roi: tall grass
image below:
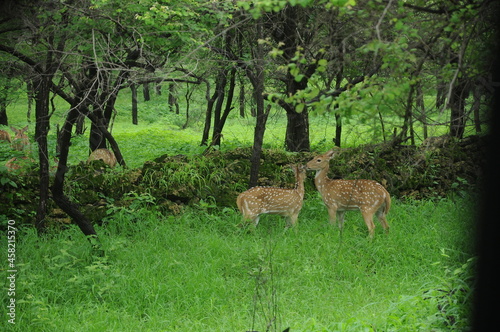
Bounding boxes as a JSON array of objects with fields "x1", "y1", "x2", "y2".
[{"x1": 1, "y1": 195, "x2": 476, "y2": 331}]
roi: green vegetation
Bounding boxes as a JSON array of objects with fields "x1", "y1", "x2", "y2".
[
  {"x1": 0, "y1": 1, "x2": 488, "y2": 329},
  {"x1": 1, "y1": 195, "x2": 475, "y2": 331},
  {"x1": 2, "y1": 86, "x2": 458, "y2": 170}
]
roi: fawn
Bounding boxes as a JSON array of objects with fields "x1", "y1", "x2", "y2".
[
  {"x1": 87, "y1": 148, "x2": 117, "y2": 167},
  {"x1": 10, "y1": 126, "x2": 30, "y2": 151},
  {"x1": 306, "y1": 149, "x2": 390, "y2": 237},
  {"x1": 237, "y1": 164, "x2": 307, "y2": 227}
]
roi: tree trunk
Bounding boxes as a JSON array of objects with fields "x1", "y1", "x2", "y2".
[
  {"x1": 334, "y1": 113, "x2": 342, "y2": 147},
  {"x1": 449, "y1": 79, "x2": 470, "y2": 139},
  {"x1": 212, "y1": 68, "x2": 236, "y2": 147},
  {"x1": 248, "y1": 20, "x2": 267, "y2": 188},
  {"x1": 34, "y1": 75, "x2": 51, "y2": 234},
  {"x1": 268, "y1": 5, "x2": 315, "y2": 152},
  {"x1": 52, "y1": 101, "x2": 100, "y2": 247},
  {"x1": 168, "y1": 83, "x2": 179, "y2": 114},
  {"x1": 416, "y1": 82, "x2": 428, "y2": 140},
  {"x1": 131, "y1": 83, "x2": 138, "y2": 125},
  {"x1": 89, "y1": 109, "x2": 108, "y2": 151},
  {"x1": 201, "y1": 84, "x2": 216, "y2": 146},
  {"x1": 155, "y1": 82, "x2": 162, "y2": 96},
  {"x1": 143, "y1": 82, "x2": 150, "y2": 102},
  {"x1": 239, "y1": 78, "x2": 246, "y2": 118},
  {"x1": 182, "y1": 83, "x2": 194, "y2": 129},
  {"x1": 26, "y1": 80, "x2": 34, "y2": 124},
  {"x1": 0, "y1": 96, "x2": 7, "y2": 126},
  {"x1": 89, "y1": 49, "x2": 139, "y2": 150},
  {"x1": 212, "y1": 69, "x2": 228, "y2": 147},
  {"x1": 285, "y1": 107, "x2": 310, "y2": 152},
  {"x1": 87, "y1": 112, "x2": 126, "y2": 167},
  {"x1": 249, "y1": 105, "x2": 270, "y2": 187}
]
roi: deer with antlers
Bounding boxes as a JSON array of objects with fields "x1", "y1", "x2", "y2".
[
  {"x1": 237, "y1": 164, "x2": 307, "y2": 228},
  {"x1": 306, "y1": 149, "x2": 390, "y2": 237}
]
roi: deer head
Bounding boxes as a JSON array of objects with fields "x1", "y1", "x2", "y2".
[{"x1": 10, "y1": 126, "x2": 30, "y2": 151}]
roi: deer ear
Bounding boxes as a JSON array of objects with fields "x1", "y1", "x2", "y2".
[{"x1": 326, "y1": 149, "x2": 336, "y2": 159}]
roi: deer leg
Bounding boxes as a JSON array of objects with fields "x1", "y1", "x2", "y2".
[
  {"x1": 361, "y1": 210, "x2": 375, "y2": 238},
  {"x1": 252, "y1": 215, "x2": 260, "y2": 227},
  {"x1": 241, "y1": 213, "x2": 259, "y2": 227},
  {"x1": 326, "y1": 205, "x2": 338, "y2": 226},
  {"x1": 336, "y1": 210, "x2": 346, "y2": 230},
  {"x1": 287, "y1": 213, "x2": 299, "y2": 227},
  {"x1": 376, "y1": 208, "x2": 389, "y2": 233}
]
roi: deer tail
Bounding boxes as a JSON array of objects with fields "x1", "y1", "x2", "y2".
[{"x1": 384, "y1": 192, "x2": 391, "y2": 215}]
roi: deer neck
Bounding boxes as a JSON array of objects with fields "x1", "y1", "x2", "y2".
[
  {"x1": 314, "y1": 166, "x2": 330, "y2": 192},
  {"x1": 296, "y1": 178, "x2": 305, "y2": 199}
]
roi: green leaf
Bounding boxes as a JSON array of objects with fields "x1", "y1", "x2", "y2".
[{"x1": 295, "y1": 103, "x2": 305, "y2": 113}]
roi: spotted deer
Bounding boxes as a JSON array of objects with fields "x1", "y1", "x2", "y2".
[
  {"x1": 87, "y1": 148, "x2": 117, "y2": 167},
  {"x1": 0, "y1": 130, "x2": 11, "y2": 143},
  {"x1": 5, "y1": 156, "x2": 35, "y2": 173},
  {"x1": 237, "y1": 164, "x2": 307, "y2": 227},
  {"x1": 306, "y1": 149, "x2": 390, "y2": 237},
  {"x1": 10, "y1": 126, "x2": 30, "y2": 151}
]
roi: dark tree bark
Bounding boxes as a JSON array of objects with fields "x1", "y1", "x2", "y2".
[
  {"x1": 0, "y1": 96, "x2": 7, "y2": 126},
  {"x1": 201, "y1": 81, "x2": 217, "y2": 146},
  {"x1": 182, "y1": 82, "x2": 195, "y2": 129},
  {"x1": 143, "y1": 82, "x2": 150, "y2": 101},
  {"x1": 285, "y1": 108, "x2": 309, "y2": 152},
  {"x1": 449, "y1": 78, "x2": 470, "y2": 139},
  {"x1": 211, "y1": 68, "x2": 236, "y2": 147},
  {"x1": 155, "y1": 82, "x2": 162, "y2": 95},
  {"x1": 131, "y1": 83, "x2": 138, "y2": 125},
  {"x1": 267, "y1": 5, "x2": 315, "y2": 152},
  {"x1": 201, "y1": 69, "x2": 229, "y2": 146},
  {"x1": 168, "y1": 83, "x2": 179, "y2": 114},
  {"x1": 33, "y1": 75, "x2": 51, "y2": 234},
  {"x1": 87, "y1": 111, "x2": 126, "y2": 166},
  {"x1": 52, "y1": 98, "x2": 99, "y2": 241},
  {"x1": 248, "y1": 20, "x2": 267, "y2": 188},
  {"x1": 239, "y1": 77, "x2": 246, "y2": 118},
  {"x1": 334, "y1": 113, "x2": 341, "y2": 147}
]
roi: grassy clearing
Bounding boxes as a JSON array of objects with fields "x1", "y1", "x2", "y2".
[{"x1": 2, "y1": 195, "x2": 475, "y2": 331}]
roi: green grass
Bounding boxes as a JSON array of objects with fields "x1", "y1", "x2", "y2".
[
  {"x1": 2, "y1": 85, "x2": 477, "y2": 331},
  {"x1": 1, "y1": 195, "x2": 475, "y2": 331}
]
